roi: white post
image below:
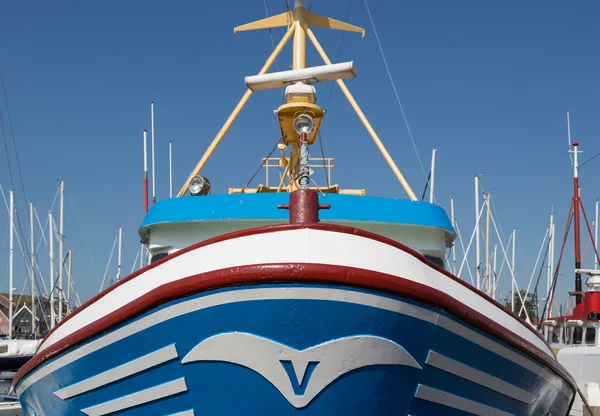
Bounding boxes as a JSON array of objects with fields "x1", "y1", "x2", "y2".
[
  {"x1": 429, "y1": 148, "x2": 437, "y2": 204},
  {"x1": 58, "y1": 179, "x2": 64, "y2": 322},
  {"x1": 30, "y1": 202, "x2": 36, "y2": 337},
  {"x1": 548, "y1": 212, "x2": 554, "y2": 298},
  {"x1": 549, "y1": 218, "x2": 555, "y2": 319},
  {"x1": 49, "y1": 212, "x2": 56, "y2": 329},
  {"x1": 450, "y1": 197, "x2": 457, "y2": 275},
  {"x1": 117, "y1": 227, "x2": 122, "y2": 281},
  {"x1": 511, "y1": 228, "x2": 516, "y2": 313},
  {"x1": 140, "y1": 243, "x2": 144, "y2": 270},
  {"x1": 169, "y1": 141, "x2": 173, "y2": 199},
  {"x1": 595, "y1": 200, "x2": 599, "y2": 270},
  {"x1": 151, "y1": 101, "x2": 156, "y2": 204},
  {"x1": 475, "y1": 175, "x2": 481, "y2": 291},
  {"x1": 67, "y1": 249, "x2": 72, "y2": 315},
  {"x1": 492, "y1": 244, "x2": 498, "y2": 300},
  {"x1": 485, "y1": 193, "x2": 491, "y2": 296},
  {"x1": 8, "y1": 191, "x2": 14, "y2": 340}
]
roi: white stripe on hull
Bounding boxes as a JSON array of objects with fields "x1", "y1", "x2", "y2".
[
  {"x1": 54, "y1": 344, "x2": 179, "y2": 400},
  {"x1": 81, "y1": 377, "x2": 187, "y2": 416},
  {"x1": 164, "y1": 410, "x2": 194, "y2": 416},
  {"x1": 18, "y1": 287, "x2": 565, "y2": 401},
  {"x1": 415, "y1": 384, "x2": 513, "y2": 416},
  {"x1": 18, "y1": 287, "x2": 437, "y2": 394},
  {"x1": 426, "y1": 351, "x2": 538, "y2": 404},
  {"x1": 37, "y1": 229, "x2": 552, "y2": 356}
]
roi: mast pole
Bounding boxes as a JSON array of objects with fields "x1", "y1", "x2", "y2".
[
  {"x1": 67, "y1": 249, "x2": 72, "y2": 315},
  {"x1": 117, "y1": 227, "x2": 122, "y2": 281},
  {"x1": 143, "y1": 130, "x2": 148, "y2": 213},
  {"x1": 571, "y1": 115, "x2": 582, "y2": 304},
  {"x1": 58, "y1": 179, "x2": 64, "y2": 322},
  {"x1": 492, "y1": 244, "x2": 498, "y2": 300},
  {"x1": 548, "y1": 211, "x2": 554, "y2": 298},
  {"x1": 151, "y1": 102, "x2": 156, "y2": 204},
  {"x1": 450, "y1": 196, "x2": 457, "y2": 275},
  {"x1": 595, "y1": 199, "x2": 599, "y2": 270},
  {"x1": 30, "y1": 202, "x2": 35, "y2": 337},
  {"x1": 429, "y1": 148, "x2": 437, "y2": 204},
  {"x1": 49, "y1": 212, "x2": 55, "y2": 329},
  {"x1": 511, "y1": 228, "x2": 516, "y2": 312},
  {"x1": 485, "y1": 192, "x2": 491, "y2": 296},
  {"x1": 8, "y1": 191, "x2": 14, "y2": 340},
  {"x1": 293, "y1": 0, "x2": 307, "y2": 70},
  {"x1": 475, "y1": 175, "x2": 481, "y2": 290},
  {"x1": 169, "y1": 141, "x2": 173, "y2": 198}
]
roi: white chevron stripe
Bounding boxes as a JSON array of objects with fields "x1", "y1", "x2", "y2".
[
  {"x1": 54, "y1": 344, "x2": 179, "y2": 400},
  {"x1": 426, "y1": 351, "x2": 538, "y2": 404},
  {"x1": 17, "y1": 286, "x2": 568, "y2": 400},
  {"x1": 81, "y1": 377, "x2": 187, "y2": 416},
  {"x1": 165, "y1": 411, "x2": 194, "y2": 416},
  {"x1": 415, "y1": 384, "x2": 513, "y2": 416}
]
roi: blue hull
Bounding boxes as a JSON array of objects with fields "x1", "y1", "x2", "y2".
[{"x1": 17, "y1": 284, "x2": 573, "y2": 415}]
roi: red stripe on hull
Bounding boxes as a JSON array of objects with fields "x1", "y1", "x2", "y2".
[
  {"x1": 15, "y1": 262, "x2": 575, "y2": 391},
  {"x1": 14, "y1": 223, "x2": 571, "y2": 390}
]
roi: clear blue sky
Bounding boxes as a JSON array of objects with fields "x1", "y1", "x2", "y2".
[{"x1": 0, "y1": 0, "x2": 599, "y2": 316}]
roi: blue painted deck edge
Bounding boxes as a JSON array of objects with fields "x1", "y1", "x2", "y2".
[{"x1": 139, "y1": 194, "x2": 455, "y2": 233}]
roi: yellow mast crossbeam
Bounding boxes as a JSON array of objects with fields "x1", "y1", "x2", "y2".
[
  {"x1": 233, "y1": 12, "x2": 293, "y2": 33},
  {"x1": 305, "y1": 11, "x2": 365, "y2": 37},
  {"x1": 306, "y1": 27, "x2": 418, "y2": 201},
  {"x1": 176, "y1": 24, "x2": 297, "y2": 197},
  {"x1": 233, "y1": 10, "x2": 364, "y2": 36}
]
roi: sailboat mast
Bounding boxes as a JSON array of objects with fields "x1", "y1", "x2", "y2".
[
  {"x1": 151, "y1": 102, "x2": 156, "y2": 205},
  {"x1": 117, "y1": 227, "x2": 122, "y2": 281},
  {"x1": 573, "y1": 140, "x2": 582, "y2": 304},
  {"x1": 485, "y1": 193, "x2": 491, "y2": 296},
  {"x1": 475, "y1": 175, "x2": 480, "y2": 290},
  {"x1": 429, "y1": 148, "x2": 436, "y2": 204},
  {"x1": 8, "y1": 191, "x2": 14, "y2": 340},
  {"x1": 49, "y1": 212, "x2": 55, "y2": 329},
  {"x1": 595, "y1": 199, "x2": 599, "y2": 270},
  {"x1": 30, "y1": 202, "x2": 36, "y2": 338},
  {"x1": 58, "y1": 179, "x2": 64, "y2": 322}
]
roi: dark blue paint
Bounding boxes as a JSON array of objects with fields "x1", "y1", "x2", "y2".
[
  {"x1": 138, "y1": 193, "x2": 454, "y2": 233},
  {"x1": 18, "y1": 284, "x2": 572, "y2": 415}
]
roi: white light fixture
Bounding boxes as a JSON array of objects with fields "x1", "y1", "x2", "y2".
[
  {"x1": 245, "y1": 61, "x2": 357, "y2": 91},
  {"x1": 293, "y1": 114, "x2": 314, "y2": 135}
]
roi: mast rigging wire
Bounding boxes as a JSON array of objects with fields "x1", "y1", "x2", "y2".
[{"x1": 363, "y1": 0, "x2": 427, "y2": 178}]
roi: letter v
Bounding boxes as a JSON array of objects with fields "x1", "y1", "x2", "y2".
[{"x1": 280, "y1": 360, "x2": 320, "y2": 395}]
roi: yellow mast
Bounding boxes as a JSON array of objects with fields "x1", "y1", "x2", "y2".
[{"x1": 177, "y1": 0, "x2": 417, "y2": 201}]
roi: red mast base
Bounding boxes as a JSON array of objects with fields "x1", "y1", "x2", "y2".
[{"x1": 278, "y1": 189, "x2": 330, "y2": 224}]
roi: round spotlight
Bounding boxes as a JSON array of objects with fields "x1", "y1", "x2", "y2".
[
  {"x1": 293, "y1": 114, "x2": 314, "y2": 135},
  {"x1": 189, "y1": 175, "x2": 211, "y2": 196}
]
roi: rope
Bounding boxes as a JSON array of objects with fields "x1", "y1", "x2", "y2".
[
  {"x1": 530, "y1": 234, "x2": 550, "y2": 320},
  {"x1": 580, "y1": 151, "x2": 600, "y2": 168},
  {"x1": 263, "y1": 0, "x2": 285, "y2": 103},
  {"x1": 420, "y1": 171, "x2": 431, "y2": 201},
  {"x1": 538, "y1": 203, "x2": 573, "y2": 328},
  {"x1": 299, "y1": 134, "x2": 310, "y2": 188},
  {"x1": 98, "y1": 233, "x2": 119, "y2": 293},
  {"x1": 242, "y1": 138, "x2": 281, "y2": 191},
  {"x1": 363, "y1": 0, "x2": 427, "y2": 178},
  {"x1": 317, "y1": 131, "x2": 330, "y2": 188}
]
